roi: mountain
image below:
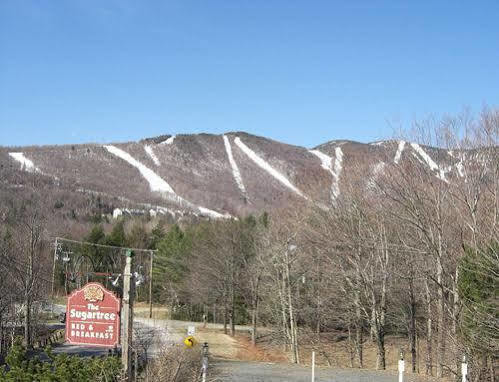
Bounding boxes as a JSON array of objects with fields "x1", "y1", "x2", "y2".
[{"x1": 0, "y1": 132, "x2": 492, "y2": 232}]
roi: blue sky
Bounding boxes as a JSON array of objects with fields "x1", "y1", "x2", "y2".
[{"x1": 1, "y1": 1, "x2": 498, "y2": 148}]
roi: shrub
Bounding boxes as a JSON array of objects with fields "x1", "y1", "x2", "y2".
[
  {"x1": 0, "y1": 339, "x2": 122, "y2": 382},
  {"x1": 145, "y1": 345, "x2": 201, "y2": 382}
]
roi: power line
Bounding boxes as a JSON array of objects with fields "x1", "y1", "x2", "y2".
[{"x1": 55, "y1": 237, "x2": 157, "y2": 254}]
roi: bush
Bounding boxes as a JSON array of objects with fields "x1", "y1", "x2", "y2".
[
  {"x1": 145, "y1": 345, "x2": 201, "y2": 382},
  {"x1": 0, "y1": 339, "x2": 122, "y2": 382}
]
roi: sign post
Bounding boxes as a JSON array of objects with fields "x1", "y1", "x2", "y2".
[{"x1": 65, "y1": 282, "x2": 120, "y2": 347}]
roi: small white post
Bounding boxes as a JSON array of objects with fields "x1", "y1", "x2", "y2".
[
  {"x1": 202, "y1": 342, "x2": 209, "y2": 382},
  {"x1": 461, "y1": 355, "x2": 468, "y2": 382},
  {"x1": 398, "y1": 352, "x2": 405, "y2": 382},
  {"x1": 311, "y1": 351, "x2": 315, "y2": 382}
]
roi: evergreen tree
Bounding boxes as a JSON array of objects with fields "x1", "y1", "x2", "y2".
[{"x1": 458, "y1": 241, "x2": 498, "y2": 357}]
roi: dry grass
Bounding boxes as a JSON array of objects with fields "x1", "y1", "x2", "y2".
[
  {"x1": 133, "y1": 302, "x2": 169, "y2": 319},
  {"x1": 224, "y1": 330, "x2": 453, "y2": 382},
  {"x1": 234, "y1": 335, "x2": 287, "y2": 362},
  {"x1": 193, "y1": 328, "x2": 240, "y2": 359},
  {"x1": 295, "y1": 333, "x2": 454, "y2": 381},
  {"x1": 145, "y1": 345, "x2": 202, "y2": 382}
]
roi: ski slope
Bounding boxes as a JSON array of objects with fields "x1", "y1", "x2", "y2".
[
  {"x1": 144, "y1": 145, "x2": 161, "y2": 166},
  {"x1": 104, "y1": 145, "x2": 174, "y2": 193},
  {"x1": 8, "y1": 152, "x2": 40, "y2": 173},
  {"x1": 234, "y1": 137, "x2": 307, "y2": 199},
  {"x1": 161, "y1": 135, "x2": 175, "y2": 145},
  {"x1": 310, "y1": 149, "x2": 336, "y2": 201},
  {"x1": 309, "y1": 147, "x2": 343, "y2": 201},
  {"x1": 332, "y1": 147, "x2": 343, "y2": 200},
  {"x1": 394, "y1": 140, "x2": 406, "y2": 164},
  {"x1": 223, "y1": 135, "x2": 247, "y2": 196},
  {"x1": 410, "y1": 143, "x2": 448, "y2": 182}
]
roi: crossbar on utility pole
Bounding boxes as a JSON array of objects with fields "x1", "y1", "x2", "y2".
[{"x1": 122, "y1": 250, "x2": 135, "y2": 381}]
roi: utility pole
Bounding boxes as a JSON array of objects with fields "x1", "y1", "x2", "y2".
[
  {"x1": 51, "y1": 238, "x2": 58, "y2": 297},
  {"x1": 122, "y1": 250, "x2": 135, "y2": 381},
  {"x1": 149, "y1": 251, "x2": 154, "y2": 319}
]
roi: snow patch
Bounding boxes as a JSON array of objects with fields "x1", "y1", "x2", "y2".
[
  {"x1": 223, "y1": 135, "x2": 247, "y2": 196},
  {"x1": 394, "y1": 140, "x2": 406, "y2": 164},
  {"x1": 235, "y1": 137, "x2": 307, "y2": 199},
  {"x1": 309, "y1": 147, "x2": 343, "y2": 201},
  {"x1": 104, "y1": 145, "x2": 174, "y2": 193},
  {"x1": 8, "y1": 152, "x2": 40, "y2": 173},
  {"x1": 332, "y1": 147, "x2": 343, "y2": 199},
  {"x1": 309, "y1": 150, "x2": 332, "y2": 172},
  {"x1": 310, "y1": 150, "x2": 335, "y2": 201},
  {"x1": 161, "y1": 135, "x2": 175, "y2": 145},
  {"x1": 198, "y1": 207, "x2": 231, "y2": 219},
  {"x1": 373, "y1": 161, "x2": 386, "y2": 175},
  {"x1": 144, "y1": 145, "x2": 161, "y2": 166},
  {"x1": 410, "y1": 143, "x2": 448, "y2": 182}
]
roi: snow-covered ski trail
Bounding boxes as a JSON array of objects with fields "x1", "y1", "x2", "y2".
[
  {"x1": 104, "y1": 145, "x2": 174, "y2": 193},
  {"x1": 394, "y1": 140, "x2": 406, "y2": 164},
  {"x1": 8, "y1": 152, "x2": 40, "y2": 173},
  {"x1": 309, "y1": 147, "x2": 343, "y2": 201},
  {"x1": 234, "y1": 137, "x2": 307, "y2": 199},
  {"x1": 309, "y1": 149, "x2": 341, "y2": 202},
  {"x1": 104, "y1": 145, "x2": 230, "y2": 218},
  {"x1": 144, "y1": 145, "x2": 161, "y2": 166},
  {"x1": 161, "y1": 135, "x2": 175, "y2": 145},
  {"x1": 410, "y1": 143, "x2": 448, "y2": 182},
  {"x1": 332, "y1": 147, "x2": 344, "y2": 197},
  {"x1": 223, "y1": 135, "x2": 247, "y2": 196}
]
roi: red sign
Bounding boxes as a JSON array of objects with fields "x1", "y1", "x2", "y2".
[{"x1": 65, "y1": 282, "x2": 120, "y2": 347}]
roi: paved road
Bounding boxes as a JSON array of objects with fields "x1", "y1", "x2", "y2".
[{"x1": 211, "y1": 360, "x2": 426, "y2": 382}]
